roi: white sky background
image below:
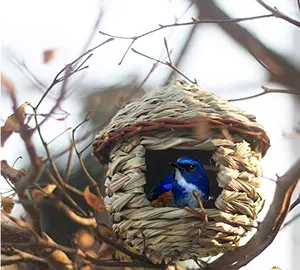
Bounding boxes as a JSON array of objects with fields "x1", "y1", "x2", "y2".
[{"x1": 1, "y1": 0, "x2": 300, "y2": 269}]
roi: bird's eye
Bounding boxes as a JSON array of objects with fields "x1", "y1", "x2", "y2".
[{"x1": 188, "y1": 165, "x2": 195, "y2": 171}]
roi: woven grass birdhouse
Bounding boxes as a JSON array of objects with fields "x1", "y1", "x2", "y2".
[{"x1": 92, "y1": 80, "x2": 270, "y2": 262}]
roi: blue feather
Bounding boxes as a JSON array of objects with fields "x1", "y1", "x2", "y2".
[
  {"x1": 146, "y1": 172, "x2": 174, "y2": 201},
  {"x1": 147, "y1": 156, "x2": 209, "y2": 208}
]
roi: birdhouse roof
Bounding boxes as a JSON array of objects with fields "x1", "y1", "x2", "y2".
[{"x1": 93, "y1": 80, "x2": 270, "y2": 163}]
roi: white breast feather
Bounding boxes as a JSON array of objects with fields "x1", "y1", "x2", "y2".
[{"x1": 174, "y1": 169, "x2": 205, "y2": 208}]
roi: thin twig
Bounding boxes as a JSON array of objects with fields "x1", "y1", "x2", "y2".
[
  {"x1": 1, "y1": 195, "x2": 57, "y2": 206},
  {"x1": 207, "y1": 158, "x2": 300, "y2": 270},
  {"x1": 3, "y1": 82, "x2": 44, "y2": 234},
  {"x1": 194, "y1": 1, "x2": 300, "y2": 91},
  {"x1": 289, "y1": 191, "x2": 300, "y2": 212},
  {"x1": 256, "y1": 0, "x2": 300, "y2": 28},
  {"x1": 139, "y1": 57, "x2": 170, "y2": 88},
  {"x1": 2, "y1": 219, "x2": 163, "y2": 268},
  {"x1": 29, "y1": 103, "x2": 87, "y2": 216},
  {"x1": 43, "y1": 168, "x2": 87, "y2": 216},
  {"x1": 132, "y1": 48, "x2": 196, "y2": 84},
  {"x1": 164, "y1": 37, "x2": 173, "y2": 65},
  {"x1": 173, "y1": 190, "x2": 208, "y2": 263},
  {"x1": 249, "y1": 50, "x2": 279, "y2": 79},
  {"x1": 12, "y1": 156, "x2": 23, "y2": 167},
  {"x1": 3, "y1": 48, "x2": 50, "y2": 93},
  {"x1": 35, "y1": 38, "x2": 114, "y2": 110},
  {"x1": 228, "y1": 86, "x2": 300, "y2": 102},
  {"x1": 166, "y1": 23, "x2": 198, "y2": 83},
  {"x1": 5, "y1": 88, "x2": 44, "y2": 195},
  {"x1": 47, "y1": 127, "x2": 72, "y2": 146},
  {"x1": 1, "y1": 249, "x2": 48, "y2": 266},
  {"x1": 72, "y1": 111, "x2": 101, "y2": 196},
  {"x1": 96, "y1": 224, "x2": 155, "y2": 265},
  {"x1": 62, "y1": 182, "x2": 84, "y2": 197},
  {"x1": 99, "y1": 14, "x2": 273, "y2": 64},
  {"x1": 80, "y1": 8, "x2": 104, "y2": 56},
  {"x1": 143, "y1": 1, "x2": 197, "y2": 86},
  {"x1": 63, "y1": 142, "x2": 75, "y2": 183},
  {"x1": 2, "y1": 211, "x2": 41, "y2": 240},
  {"x1": 193, "y1": 190, "x2": 208, "y2": 222}
]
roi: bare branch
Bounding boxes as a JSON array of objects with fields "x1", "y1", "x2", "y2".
[
  {"x1": 55, "y1": 200, "x2": 97, "y2": 227},
  {"x1": 1, "y1": 160, "x2": 26, "y2": 183},
  {"x1": 63, "y1": 142, "x2": 75, "y2": 183},
  {"x1": 12, "y1": 156, "x2": 23, "y2": 167},
  {"x1": 3, "y1": 82, "x2": 45, "y2": 195},
  {"x1": 164, "y1": 37, "x2": 173, "y2": 65},
  {"x1": 47, "y1": 127, "x2": 72, "y2": 146},
  {"x1": 132, "y1": 48, "x2": 196, "y2": 84},
  {"x1": 289, "y1": 191, "x2": 300, "y2": 212},
  {"x1": 207, "y1": 158, "x2": 300, "y2": 270},
  {"x1": 96, "y1": 224, "x2": 155, "y2": 265},
  {"x1": 255, "y1": 0, "x2": 300, "y2": 28},
  {"x1": 2, "y1": 218, "x2": 163, "y2": 268},
  {"x1": 228, "y1": 86, "x2": 300, "y2": 102},
  {"x1": 1, "y1": 195, "x2": 57, "y2": 206},
  {"x1": 28, "y1": 103, "x2": 87, "y2": 216},
  {"x1": 35, "y1": 38, "x2": 114, "y2": 110},
  {"x1": 80, "y1": 8, "x2": 104, "y2": 55},
  {"x1": 1, "y1": 210, "x2": 32, "y2": 243},
  {"x1": 99, "y1": 14, "x2": 273, "y2": 64},
  {"x1": 3, "y1": 48, "x2": 50, "y2": 93},
  {"x1": 1, "y1": 249, "x2": 48, "y2": 266},
  {"x1": 195, "y1": 1, "x2": 300, "y2": 91},
  {"x1": 166, "y1": 23, "x2": 198, "y2": 83}
]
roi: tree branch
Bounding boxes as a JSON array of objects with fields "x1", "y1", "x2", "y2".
[
  {"x1": 1, "y1": 249, "x2": 47, "y2": 266},
  {"x1": 166, "y1": 23, "x2": 198, "y2": 83},
  {"x1": 228, "y1": 86, "x2": 300, "y2": 102},
  {"x1": 195, "y1": 0, "x2": 300, "y2": 91},
  {"x1": 99, "y1": 14, "x2": 273, "y2": 64},
  {"x1": 255, "y1": 0, "x2": 300, "y2": 28},
  {"x1": 207, "y1": 158, "x2": 300, "y2": 269},
  {"x1": 132, "y1": 48, "x2": 197, "y2": 84}
]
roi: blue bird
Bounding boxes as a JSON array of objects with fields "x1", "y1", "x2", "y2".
[{"x1": 147, "y1": 156, "x2": 209, "y2": 208}]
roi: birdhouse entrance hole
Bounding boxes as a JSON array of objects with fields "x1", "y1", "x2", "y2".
[{"x1": 145, "y1": 149, "x2": 222, "y2": 208}]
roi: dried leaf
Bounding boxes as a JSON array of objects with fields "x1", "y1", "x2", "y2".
[
  {"x1": 85, "y1": 249, "x2": 97, "y2": 258},
  {"x1": 1, "y1": 102, "x2": 29, "y2": 146},
  {"x1": 80, "y1": 264, "x2": 93, "y2": 270},
  {"x1": 83, "y1": 186, "x2": 106, "y2": 212},
  {"x1": 76, "y1": 248, "x2": 85, "y2": 257},
  {"x1": 42, "y1": 233, "x2": 73, "y2": 267},
  {"x1": 0, "y1": 160, "x2": 26, "y2": 183},
  {"x1": 31, "y1": 184, "x2": 57, "y2": 201},
  {"x1": 51, "y1": 249, "x2": 72, "y2": 265},
  {"x1": 73, "y1": 230, "x2": 95, "y2": 249},
  {"x1": 1, "y1": 73, "x2": 15, "y2": 94},
  {"x1": 1, "y1": 197, "x2": 14, "y2": 214},
  {"x1": 43, "y1": 49, "x2": 56, "y2": 64}
]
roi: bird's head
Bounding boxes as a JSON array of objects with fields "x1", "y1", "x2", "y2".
[{"x1": 170, "y1": 156, "x2": 208, "y2": 186}]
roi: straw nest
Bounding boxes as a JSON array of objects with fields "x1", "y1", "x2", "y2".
[{"x1": 92, "y1": 80, "x2": 270, "y2": 262}]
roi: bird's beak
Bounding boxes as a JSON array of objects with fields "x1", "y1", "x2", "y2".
[{"x1": 170, "y1": 162, "x2": 184, "y2": 171}]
